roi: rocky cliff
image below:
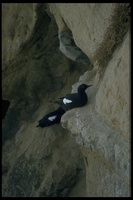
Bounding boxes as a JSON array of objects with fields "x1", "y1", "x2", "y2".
[{"x1": 2, "y1": 3, "x2": 130, "y2": 197}]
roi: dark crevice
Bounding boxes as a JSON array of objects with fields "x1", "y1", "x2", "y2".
[
  {"x1": 18, "y1": 4, "x2": 51, "y2": 54},
  {"x1": 84, "y1": 157, "x2": 88, "y2": 166},
  {"x1": 2, "y1": 99, "x2": 10, "y2": 120}
]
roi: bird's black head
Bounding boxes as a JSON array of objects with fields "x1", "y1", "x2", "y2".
[{"x1": 78, "y1": 84, "x2": 92, "y2": 92}]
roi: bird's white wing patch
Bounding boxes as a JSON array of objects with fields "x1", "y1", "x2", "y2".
[
  {"x1": 63, "y1": 98, "x2": 72, "y2": 104},
  {"x1": 48, "y1": 116, "x2": 57, "y2": 121}
]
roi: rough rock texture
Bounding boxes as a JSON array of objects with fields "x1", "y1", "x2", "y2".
[
  {"x1": 2, "y1": 125, "x2": 85, "y2": 197},
  {"x1": 2, "y1": 3, "x2": 37, "y2": 67},
  {"x1": 48, "y1": 3, "x2": 116, "y2": 59},
  {"x1": 95, "y1": 31, "x2": 130, "y2": 138},
  {"x1": 48, "y1": 3, "x2": 130, "y2": 197},
  {"x1": 61, "y1": 31, "x2": 130, "y2": 197},
  {"x1": 2, "y1": 3, "x2": 88, "y2": 197},
  {"x1": 2, "y1": 3, "x2": 130, "y2": 197}
]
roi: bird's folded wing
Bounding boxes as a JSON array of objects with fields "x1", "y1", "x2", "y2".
[{"x1": 63, "y1": 98, "x2": 72, "y2": 104}]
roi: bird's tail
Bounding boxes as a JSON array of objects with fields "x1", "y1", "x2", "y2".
[
  {"x1": 53, "y1": 96, "x2": 64, "y2": 104},
  {"x1": 53, "y1": 99, "x2": 61, "y2": 104}
]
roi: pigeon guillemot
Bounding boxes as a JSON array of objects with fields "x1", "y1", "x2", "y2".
[
  {"x1": 54, "y1": 84, "x2": 92, "y2": 111},
  {"x1": 36, "y1": 107, "x2": 65, "y2": 128}
]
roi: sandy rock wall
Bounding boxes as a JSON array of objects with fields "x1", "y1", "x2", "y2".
[
  {"x1": 95, "y1": 31, "x2": 130, "y2": 138},
  {"x1": 2, "y1": 3, "x2": 37, "y2": 67},
  {"x1": 48, "y1": 3, "x2": 116, "y2": 59},
  {"x1": 2, "y1": 3, "x2": 130, "y2": 197},
  {"x1": 49, "y1": 3, "x2": 130, "y2": 197},
  {"x1": 2, "y1": 3, "x2": 88, "y2": 197},
  {"x1": 62, "y1": 35, "x2": 130, "y2": 195}
]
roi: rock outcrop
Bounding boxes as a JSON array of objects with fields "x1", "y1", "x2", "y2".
[
  {"x1": 2, "y1": 3, "x2": 87, "y2": 197},
  {"x1": 2, "y1": 3, "x2": 130, "y2": 197},
  {"x1": 62, "y1": 31, "x2": 130, "y2": 197}
]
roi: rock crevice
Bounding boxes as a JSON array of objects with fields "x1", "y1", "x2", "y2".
[{"x1": 2, "y1": 3, "x2": 130, "y2": 197}]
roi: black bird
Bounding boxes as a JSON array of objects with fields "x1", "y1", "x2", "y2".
[
  {"x1": 54, "y1": 84, "x2": 92, "y2": 111},
  {"x1": 36, "y1": 107, "x2": 65, "y2": 128}
]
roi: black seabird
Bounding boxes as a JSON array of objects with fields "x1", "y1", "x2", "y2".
[
  {"x1": 54, "y1": 84, "x2": 92, "y2": 111},
  {"x1": 36, "y1": 107, "x2": 65, "y2": 128}
]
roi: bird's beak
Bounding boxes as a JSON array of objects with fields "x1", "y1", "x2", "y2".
[{"x1": 87, "y1": 85, "x2": 92, "y2": 88}]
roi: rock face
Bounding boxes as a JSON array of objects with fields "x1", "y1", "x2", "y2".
[
  {"x1": 58, "y1": 30, "x2": 90, "y2": 65},
  {"x1": 2, "y1": 3, "x2": 37, "y2": 67},
  {"x1": 48, "y1": 3, "x2": 116, "y2": 59},
  {"x1": 62, "y1": 32, "x2": 130, "y2": 197},
  {"x1": 2, "y1": 3, "x2": 87, "y2": 197},
  {"x1": 2, "y1": 3, "x2": 130, "y2": 197}
]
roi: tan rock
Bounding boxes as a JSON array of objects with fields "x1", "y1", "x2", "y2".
[
  {"x1": 48, "y1": 3, "x2": 116, "y2": 58},
  {"x1": 2, "y1": 3, "x2": 37, "y2": 67},
  {"x1": 95, "y1": 31, "x2": 130, "y2": 139},
  {"x1": 2, "y1": 3, "x2": 130, "y2": 197}
]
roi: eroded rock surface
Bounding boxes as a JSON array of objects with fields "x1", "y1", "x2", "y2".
[
  {"x1": 2, "y1": 3, "x2": 88, "y2": 197},
  {"x1": 48, "y1": 3, "x2": 116, "y2": 59},
  {"x1": 2, "y1": 3, "x2": 130, "y2": 197},
  {"x1": 61, "y1": 31, "x2": 130, "y2": 197}
]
